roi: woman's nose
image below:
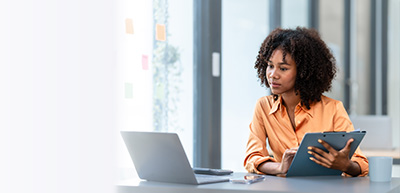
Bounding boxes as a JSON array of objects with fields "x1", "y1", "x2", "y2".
[{"x1": 269, "y1": 69, "x2": 277, "y2": 79}]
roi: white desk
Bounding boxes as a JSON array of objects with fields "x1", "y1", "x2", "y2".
[{"x1": 117, "y1": 173, "x2": 400, "y2": 193}]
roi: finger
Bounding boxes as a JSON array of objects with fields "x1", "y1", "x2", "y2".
[
  {"x1": 282, "y1": 151, "x2": 292, "y2": 161},
  {"x1": 308, "y1": 150, "x2": 332, "y2": 166},
  {"x1": 309, "y1": 157, "x2": 331, "y2": 168},
  {"x1": 308, "y1": 146, "x2": 329, "y2": 157},
  {"x1": 318, "y1": 139, "x2": 338, "y2": 156},
  {"x1": 287, "y1": 149, "x2": 297, "y2": 155},
  {"x1": 284, "y1": 148, "x2": 297, "y2": 156},
  {"x1": 344, "y1": 138, "x2": 354, "y2": 150},
  {"x1": 341, "y1": 138, "x2": 354, "y2": 154},
  {"x1": 277, "y1": 173, "x2": 287, "y2": 177},
  {"x1": 282, "y1": 151, "x2": 296, "y2": 161}
]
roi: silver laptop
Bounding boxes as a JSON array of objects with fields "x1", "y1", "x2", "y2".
[{"x1": 120, "y1": 131, "x2": 230, "y2": 185}]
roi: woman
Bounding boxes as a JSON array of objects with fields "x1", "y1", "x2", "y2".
[{"x1": 244, "y1": 27, "x2": 368, "y2": 177}]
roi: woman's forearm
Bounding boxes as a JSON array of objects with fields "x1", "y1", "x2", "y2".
[
  {"x1": 258, "y1": 161, "x2": 284, "y2": 175},
  {"x1": 344, "y1": 161, "x2": 361, "y2": 177},
  {"x1": 258, "y1": 148, "x2": 297, "y2": 175}
]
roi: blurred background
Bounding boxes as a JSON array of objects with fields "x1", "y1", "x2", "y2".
[
  {"x1": 1, "y1": 0, "x2": 399, "y2": 193},
  {"x1": 116, "y1": 0, "x2": 400, "y2": 180}
]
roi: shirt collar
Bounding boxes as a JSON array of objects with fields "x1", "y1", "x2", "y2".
[
  {"x1": 269, "y1": 95, "x2": 282, "y2": 115},
  {"x1": 268, "y1": 95, "x2": 314, "y2": 118}
]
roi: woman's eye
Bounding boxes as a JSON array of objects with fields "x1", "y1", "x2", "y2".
[{"x1": 280, "y1": 68, "x2": 288, "y2": 71}]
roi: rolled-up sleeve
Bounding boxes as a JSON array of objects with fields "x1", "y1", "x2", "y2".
[
  {"x1": 351, "y1": 148, "x2": 369, "y2": 176},
  {"x1": 244, "y1": 99, "x2": 276, "y2": 174},
  {"x1": 334, "y1": 101, "x2": 369, "y2": 176}
]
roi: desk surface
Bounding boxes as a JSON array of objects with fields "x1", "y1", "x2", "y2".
[{"x1": 117, "y1": 173, "x2": 400, "y2": 193}]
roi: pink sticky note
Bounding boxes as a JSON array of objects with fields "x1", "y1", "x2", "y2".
[{"x1": 142, "y1": 55, "x2": 149, "y2": 70}]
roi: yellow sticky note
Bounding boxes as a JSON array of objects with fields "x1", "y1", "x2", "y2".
[
  {"x1": 125, "y1": 18, "x2": 134, "y2": 34},
  {"x1": 155, "y1": 24, "x2": 166, "y2": 41}
]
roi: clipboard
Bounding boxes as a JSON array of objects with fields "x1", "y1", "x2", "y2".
[{"x1": 286, "y1": 131, "x2": 366, "y2": 177}]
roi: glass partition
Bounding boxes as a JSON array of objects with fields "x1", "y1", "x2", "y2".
[
  {"x1": 116, "y1": 0, "x2": 193, "y2": 178},
  {"x1": 319, "y1": 0, "x2": 345, "y2": 103},
  {"x1": 221, "y1": 0, "x2": 269, "y2": 172},
  {"x1": 281, "y1": 0, "x2": 309, "y2": 28},
  {"x1": 388, "y1": 0, "x2": 400, "y2": 148}
]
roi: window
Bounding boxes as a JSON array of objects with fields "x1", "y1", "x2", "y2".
[
  {"x1": 387, "y1": 0, "x2": 400, "y2": 149},
  {"x1": 221, "y1": 0, "x2": 269, "y2": 172},
  {"x1": 116, "y1": 0, "x2": 193, "y2": 179},
  {"x1": 281, "y1": 0, "x2": 308, "y2": 28},
  {"x1": 319, "y1": 0, "x2": 345, "y2": 103}
]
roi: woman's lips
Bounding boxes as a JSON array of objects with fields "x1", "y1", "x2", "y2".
[{"x1": 270, "y1": 82, "x2": 280, "y2": 88}]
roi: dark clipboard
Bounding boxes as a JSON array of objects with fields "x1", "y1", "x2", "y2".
[{"x1": 286, "y1": 131, "x2": 366, "y2": 177}]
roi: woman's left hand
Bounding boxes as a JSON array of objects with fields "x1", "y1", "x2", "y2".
[{"x1": 307, "y1": 138, "x2": 355, "y2": 173}]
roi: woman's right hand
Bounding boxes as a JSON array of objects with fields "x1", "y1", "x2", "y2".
[
  {"x1": 278, "y1": 148, "x2": 298, "y2": 175},
  {"x1": 258, "y1": 147, "x2": 298, "y2": 176}
]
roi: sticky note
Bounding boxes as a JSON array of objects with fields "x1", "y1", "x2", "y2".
[
  {"x1": 142, "y1": 55, "x2": 149, "y2": 70},
  {"x1": 155, "y1": 24, "x2": 166, "y2": 41},
  {"x1": 124, "y1": 83, "x2": 133, "y2": 99},
  {"x1": 125, "y1": 18, "x2": 134, "y2": 34}
]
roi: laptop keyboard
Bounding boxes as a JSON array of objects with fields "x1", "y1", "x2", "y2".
[{"x1": 195, "y1": 174, "x2": 230, "y2": 184}]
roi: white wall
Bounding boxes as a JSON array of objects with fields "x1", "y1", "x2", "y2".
[{"x1": 0, "y1": 1, "x2": 117, "y2": 193}]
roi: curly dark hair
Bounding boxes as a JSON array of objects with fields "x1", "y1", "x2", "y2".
[{"x1": 255, "y1": 27, "x2": 337, "y2": 109}]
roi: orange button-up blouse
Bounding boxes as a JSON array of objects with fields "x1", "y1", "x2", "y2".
[{"x1": 244, "y1": 95, "x2": 369, "y2": 176}]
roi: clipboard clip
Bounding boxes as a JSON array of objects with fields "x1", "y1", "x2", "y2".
[
  {"x1": 323, "y1": 129, "x2": 366, "y2": 134},
  {"x1": 350, "y1": 129, "x2": 366, "y2": 133}
]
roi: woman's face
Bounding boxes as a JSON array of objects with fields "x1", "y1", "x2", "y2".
[{"x1": 266, "y1": 49, "x2": 297, "y2": 95}]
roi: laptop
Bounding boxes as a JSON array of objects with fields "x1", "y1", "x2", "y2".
[{"x1": 120, "y1": 131, "x2": 230, "y2": 184}]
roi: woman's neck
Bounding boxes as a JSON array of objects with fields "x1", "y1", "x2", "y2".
[{"x1": 281, "y1": 91, "x2": 301, "y2": 110}]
